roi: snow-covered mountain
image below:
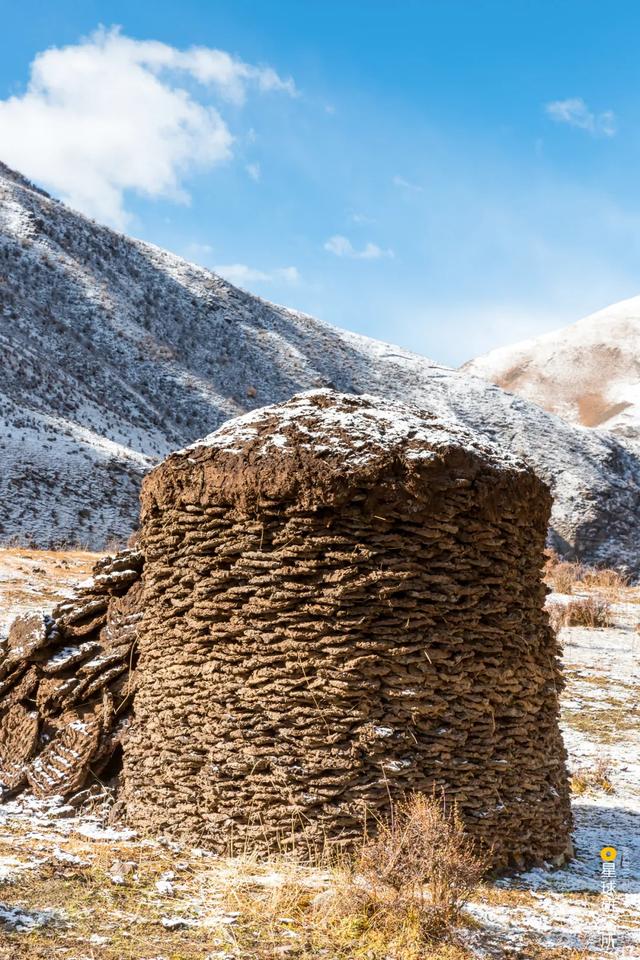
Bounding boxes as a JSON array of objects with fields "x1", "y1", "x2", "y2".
[
  {"x1": 462, "y1": 297, "x2": 640, "y2": 441},
  {"x1": 2, "y1": 161, "x2": 640, "y2": 574}
]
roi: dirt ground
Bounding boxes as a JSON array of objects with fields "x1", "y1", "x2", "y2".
[{"x1": 0, "y1": 552, "x2": 638, "y2": 959}]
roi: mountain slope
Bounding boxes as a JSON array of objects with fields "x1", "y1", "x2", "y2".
[
  {"x1": 2, "y1": 161, "x2": 640, "y2": 573},
  {"x1": 462, "y1": 297, "x2": 640, "y2": 440}
]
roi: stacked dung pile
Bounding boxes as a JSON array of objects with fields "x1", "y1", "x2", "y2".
[
  {"x1": 125, "y1": 389, "x2": 572, "y2": 870},
  {"x1": 0, "y1": 550, "x2": 143, "y2": 800}
]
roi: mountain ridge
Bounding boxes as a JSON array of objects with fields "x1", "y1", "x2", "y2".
[
  {"x1": 2, "y1": 161, "x2": 640, "y2": 574},
  {"x1": 462, "y1": 296, "x2": 640, "y2": 441}
]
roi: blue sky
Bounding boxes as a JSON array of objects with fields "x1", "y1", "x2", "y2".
[{"x1": 2, "y1": 1, "x2": 640, "y2": 365}]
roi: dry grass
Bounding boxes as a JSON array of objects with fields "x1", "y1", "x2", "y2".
[
  {"x1": 545, "y1": 556, "x2": 585, "y2": 595},
  {"x1": 311, "y1": 794, "x2": 487, "y2": 956},
  {"x1": 579, "y1": 567, "x2": 629, "y2": 593},
  {"x1": 0, "y1": 832, "x2": 214, "y2": 959},
  {"x1": 544, "y1": 550, "x2": 630, "y2": 601},
  {"x1": 570, "y1": 757, "x2": 615, "y2": 795},
  {"x1": 548, "y1": 596, "x2": 613, "y2": 631},
  {"x1": 0, "y1": 547, "x2": 99, "y2": 633},
  {"x1": 475, "y1": 883, "x2": 538, "y2": 909},
  {"x1": 563, "y1": 699, "x2": 638, "y2": 745},
  {"x1": 0, "y1": 795, "x2": 486, "y2": 960},
  {"x1": 195, "y1": 794, "x2": 488, "y2": 959}
]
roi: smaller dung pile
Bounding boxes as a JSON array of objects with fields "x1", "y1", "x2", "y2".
[{"x1": 0, "y1": 550, "x2": 143, "y2": 800}]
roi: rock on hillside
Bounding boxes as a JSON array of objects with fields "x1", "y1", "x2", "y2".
[
  {"x1": 1, "y1": 161, "x2": 640, "y2": 573},
  {"x1": 462, "y1": 296, "x2": 640, "y2": 441}
]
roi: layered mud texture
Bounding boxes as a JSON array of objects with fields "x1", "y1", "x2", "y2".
[
  {"x1": 125, "y1": 389, "x2": 572, "y2": 870},
  {"x1": 0, "y1": 550, "x2": 143, "y2": 801}
]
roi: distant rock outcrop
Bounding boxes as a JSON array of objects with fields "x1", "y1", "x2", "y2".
[{"x1": 2, "y1": 161, "x2": 640, "y2": 574}]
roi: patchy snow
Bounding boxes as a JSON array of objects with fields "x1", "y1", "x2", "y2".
[
  {"x1": 68, "y1": 720, "x2": 90, "y2": 734},
  {"x1": 53, "y1": 846, "x2": 88, "y2": 866},
  {"x1": 0, "y1": 903, "x2": 63, "y2": 932},
  {"x1": 161, "y1": 915, "x2": 199, "y2": 929},
  {"x1": 0, "y1": 548, "x2": 98, "y2": 637},
  {"x1": 0, "y1": 855, "x2": 37, "y2": 884},
  {"x1": 74, "y1": 821, "x2": 136, "y2": 842},
  {"x1": 155, "y1": 873, "x2": 175, "y2": 895}
]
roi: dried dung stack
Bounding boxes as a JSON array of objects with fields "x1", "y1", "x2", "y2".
[
  {"x1": 0, "y1": 550, "x2": 143, "y2": 800},
  {"x1": 125, "y1": 389, "x2": 572, "y2": 870}
]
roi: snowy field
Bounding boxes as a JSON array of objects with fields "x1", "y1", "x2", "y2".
[
  {"x1": 0, "y1": 556, "x2": 638, "y2": 958},
  {"x1": 0, "y1": 548, "x2": 99, "y2": 636},
  {"x1": 466, "y1": 602, "x2": 640, "y2": 958}
]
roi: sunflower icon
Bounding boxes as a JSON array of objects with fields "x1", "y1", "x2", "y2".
[{"x1": 600, "y1": 846, "x2": 617, "y2": 862}]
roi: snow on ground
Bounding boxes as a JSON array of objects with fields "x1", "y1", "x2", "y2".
[
  {"x1": 0, "y1": 548, "x2": 99, "y2": 636},
  {"x1": 0, "y1": 565, "x2": 638, "y2": 957},
  {"x1": 464, "y1": 594, "x2": 640, "y2": 958}
]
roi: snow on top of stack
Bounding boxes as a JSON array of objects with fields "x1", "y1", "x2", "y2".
[{"x1": 182, "y1": 388, "x2": 527, "y2": 472}]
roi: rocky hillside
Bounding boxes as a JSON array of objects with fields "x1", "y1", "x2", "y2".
[
  {"x1": 2, "y1": 161, "x2": 640, "y2": 573},
  {"x1": 462, "y1": 296, "x2": 640, "y2": 441}
]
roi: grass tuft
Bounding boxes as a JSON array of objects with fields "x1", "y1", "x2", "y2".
[
  {"x1": 570, "y1": 758, "x2": 615, "y2": 795},
  {"x1": 544, "y1": 549, "x2": 630, "y2": 601},
  {"x1": 313, "y1": 793, "x2": 487, "y2": 955},
  {"x1": 548, "y1": 596, "x2": 613, "y2": 630}
]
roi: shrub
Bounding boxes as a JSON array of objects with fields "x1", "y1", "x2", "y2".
[
  {"x1": 323, "y1": 793, "x2": 487, "y2": 948},
  {"x1": 213, "y1": 795, "x2": 485, "y2": 959},
  {"x1": 579, "y1": 566, "x2": 629, "y2": 601},
  {"x1": 571, "y1": 758, "x2": 615, "y2": 795},
  {"x1": 549, "y1": 596, "x2": 612, "y2": 630},
  {"x1": 544, "y1": 549, "x2": 629, "y2": 600},
  {"x1": 544, "y1": 551, "x2": 583, "y2": 595}
]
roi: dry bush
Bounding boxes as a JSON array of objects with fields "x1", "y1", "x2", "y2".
[
  {"x1": 544, "y1": 549, "x2": 629, "y2": 601},
  {"x1": 552, "y1": 596, "x2": 613, "y2": 629},
  {"x1": 571, "y1": 758, "x2": 615, "y2": 795},
  {"x1": 579, "y1": 566, "x2": 629, "y2": 602},
  {"x1": 544, "y1": 551, "x2": 584, "y2": 595},
  {"x1": 319, "y1": 793, "x2": 487, "y2": 951},
  {"x1": 209, "y1": 796, "x2": 485, "y2": 958}
]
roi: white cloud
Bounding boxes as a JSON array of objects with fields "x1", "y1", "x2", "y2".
[
  {"x1": 214, "y1": 263, "x2": 300, "y2": 286},
  {"x1": 0, "y1": 26, "x2": 295, "y2": 228},
  {"x1": 324, "y1": 234, "x2": 393, "y2": 260},
  {"x1": 173, "y1": 46, "x2": 296, "y2": 104},
  {"x1": 245, "y1": 162, "x2": 261, "y2": 181},
  {"x1": 545, "y1": 98, "x2": 616, "y2": 137},
  {"x1": 393, "y1": 175, "x2": 424, "y2": 192},
  {"x1": 350, "y1": 212, "x2": 375, "y2": 224},
  {"x1": 277, "y1": 266, "x2": 300, "y2": 283},
  {"x1": 184, "y1": 242, "x2": 214, "y2": 262}
]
